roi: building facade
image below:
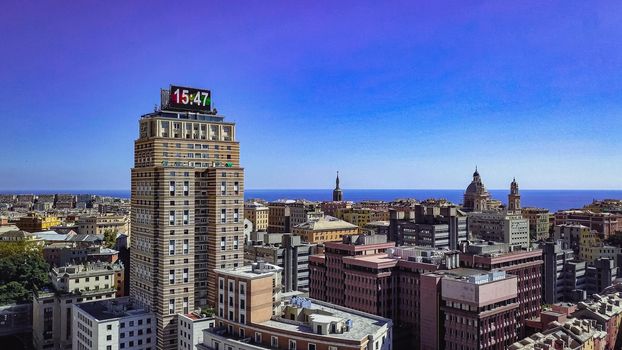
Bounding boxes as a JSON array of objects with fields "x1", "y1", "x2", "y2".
[
  {"x1": 129, "y1": 86, "x2": 244, "y2": 350},
  {"x1": 72, "y1": 297, "x2": 155, "y2": 350}
]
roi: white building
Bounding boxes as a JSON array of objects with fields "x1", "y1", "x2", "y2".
[
  {"x1": 33, "y1": 262, "x2": 123, "y2": 350},
  {"x1": 178, "y1": 312, "x2": 215, "y2": 350},
  {"x1": 73, "y1": 297, "x2": 155, "y2": 350},
  {"x1": 468, "y1": 211, "x2": 530, "y2": 248}
]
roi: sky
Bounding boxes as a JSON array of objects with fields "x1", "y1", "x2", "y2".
[{"x1": 1, "y1": 1, "x2": 622, "y2": 190}]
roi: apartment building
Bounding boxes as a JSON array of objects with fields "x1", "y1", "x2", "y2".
[
  {"x1": 244, "y1": 202, "x2": 269, "y2": 232},
  {"x1": 267, "y1": 200, "x2": 318, "y2": 233},
  {"x1": 522, "y1": 207, "x2": 551, "y2": 241},
  {"x1": 388, "y1": 203, "x2": 468, "y2": 250},
  {"x1": 33, "y1": 262, "x2": 123, "y2": 350},
  {"x1": 555, "y1": 210, "x2": 622, "y2": 238},
  {"x1": 72, "y1": 297, "x2": 155, "y2": 350},
  {"x1": 77, "y1": 215, "x2": 129, "y2": 235},
  {"x1": 177, "y1": 312, "x2": 215, "y2": 350}
]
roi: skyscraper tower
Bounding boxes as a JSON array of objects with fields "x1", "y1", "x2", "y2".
[
  {"x1": 508, "y1": 177, "x2": 521, "y2": 212},
  {"x1": 332, "y1": 171, "x2": 343, "y2": 201},
  {"x1": 130, "y1": 85, "x2": 244, "y2": 349}
]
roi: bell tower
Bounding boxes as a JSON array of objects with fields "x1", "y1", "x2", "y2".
[{"x1": 508, "y1": 177, "x2": 521, "y2": 212}]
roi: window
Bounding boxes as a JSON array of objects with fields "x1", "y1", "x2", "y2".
[
  {"x1": 255, "y1": 333, "x2": 262, "y2": 344},
  {"x1": 106, "y1": 325, "x2": 112, "y2": 330},
  {"x1": 183, "y1": 210, "x2": 189, "y2": 225},
  {"x1": 107, "y1": 335, "x2": 112, "y2": 341},
  {"x1": 169, "y1": 240, "x2": 176, "y2": 255},
  {"x1": 289, "y1": 340, "x2": 296, "y2": 350},
  {"x1": 234, "y1": 181, "x2": 239, "y2": 194},
  {"x1": 169, "y1": 181, "x2": 176, "y2": 196},
  {"x1": 169, "y1": 299, "x2": 175, "y2": 314},
  {"x1": 183, "y1": 239, "x2": 189, "y2": 254},
  {"x1": 183, "y1": 181, "x2": 189, "y2": 196},
  {"x1": 233, "y1": 236, "x2": 239, "y2": 250},
  {"x1": 221, "y1": 209, "x2": 226, "y2": 223},
  {"x1": 221, "y1": 181, "x2": 226, "y2": 195},
  {"x1": 183, "y1": 268, "x2": 189, "y2": 283},
  {"x1": 169, "y1": 210, "x2": 175, "y2": 225},
  {"x1": 221, "y1": 237, "x2": 226, "y2": 251},
  {"x1": 271, "y1": 337, "x2": 278, "y2": 348},
  {"x1": 233, "y1": 209, "x2": 239, "y2": 223},
  {"x1": 309, "y1": 345, "x2": 317, "y2": 350},
  {"x1": 183, "y1": 297, "x2": 189, "y2": 314},
  {"x1": 169, "y1": 270, "x2": 175, "y2": 284}
]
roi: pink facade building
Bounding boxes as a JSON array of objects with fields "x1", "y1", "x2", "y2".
[
  {"x1": 440, "y1": 270, "x2": 519, "y2": 350},
  {"x1": 459, "y1": 241, "x2": 543, "y2": 337}
]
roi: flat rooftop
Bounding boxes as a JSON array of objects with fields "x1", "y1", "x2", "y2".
[
  {"x1": 260, "y1": 299, "x2": 390, "y2": 342},
  {"x1": 76, "y1": 297, "x2": 151, "y2": 321}
]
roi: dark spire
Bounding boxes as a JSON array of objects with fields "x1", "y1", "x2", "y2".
[
  {"x1": 473, "y1": 166, "x2": 480, "y2": 178},
  {"x1": 335, "y1": 171, "x2": 340, "y2": 190}
]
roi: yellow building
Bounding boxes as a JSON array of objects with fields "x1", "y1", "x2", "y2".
[
  {"x1": 334, "y1": 208, "x2": 389, "y2": 228},
  {"x1": 244, "y1": 202, "x2": 269, "y2": 231},
  {"x1": 16, "y1": 213, "x2": 62, "y2": 232},
  {"x1": 579, "y1": 227, "x2": 622, "y2": 263},
  {"x1": 293, "y1": 216, "x2": 358, "y2": 244}
]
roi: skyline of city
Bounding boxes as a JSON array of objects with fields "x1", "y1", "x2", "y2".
[{"x1": 2, "y1": 1, "x2": 622, "y2": 190}]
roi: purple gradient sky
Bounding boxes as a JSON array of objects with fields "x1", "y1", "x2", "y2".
[{"x1": 1, "y1": 1, "x2": 622, "y2": 190}]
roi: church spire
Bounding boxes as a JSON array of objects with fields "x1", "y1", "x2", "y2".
[{"x1": 333, "y1": 171, "x2": 343, "y2": 201}]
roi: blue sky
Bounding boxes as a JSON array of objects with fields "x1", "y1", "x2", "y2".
[{"x1": 1, "y1": 1, "x2": 622, "y2": 190}]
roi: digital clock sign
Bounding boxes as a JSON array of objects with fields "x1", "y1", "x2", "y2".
[{"x1": 167, "y1": 85, "x2": 211, "y2": 113}]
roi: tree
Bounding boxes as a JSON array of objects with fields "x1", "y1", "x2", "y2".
[
  {"x1": 103, "y1": 228, "x2": 118, "y2": 248},
  {"x1": 0, "y1": 241, "x2": 50, "y2": 305}
]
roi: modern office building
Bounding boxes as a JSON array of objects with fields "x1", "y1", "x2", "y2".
[
  {"x1": 129, "y1": 86, "x2": 244, "y2": 349},
  {"x1": 459, "y1": 241, "x2": 543, "y2": 338},
  {"x1": 245, "y1": 233, "x2": 317, "y2": 292},
  {"x1": 33, "y1": 262, "x2": 123, "y2": 350},
  {"x1": 72, "y1": 297, "x2": 155, "y2": 350},
  {"x1": 440, "y1": 270, "x2": 519, "y2": 350},
  {"x1": 388, "y1": 203, "x2": 468, "y2": 250},
  {"x1": 522, "y1": 207, "x2": 551, "y2": 241},
  {"x1": 468, "y1": 210, "x2": 530, "y2": 248},
  {"x1": 586, "y1": 258, "x2": 619, "y2": 296},
  {"x1": 541, "y1": 241, "x2": 578, "y2": 304}
]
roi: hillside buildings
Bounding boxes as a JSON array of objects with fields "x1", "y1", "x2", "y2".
[{"x1": 129, "y1": 86, "x2": 244, "y2": 349}]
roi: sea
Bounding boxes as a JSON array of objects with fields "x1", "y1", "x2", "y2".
[{"x1": 3, "y1": 189, "x2": 622, "y2": 213}]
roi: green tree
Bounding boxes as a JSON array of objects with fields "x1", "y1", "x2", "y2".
[
  {"x1": 103, "y1": 228, "x2": 118, "y2": 248},
  {"x1": 0, "y1": 241, "x2": 50, "y2": 305}
]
